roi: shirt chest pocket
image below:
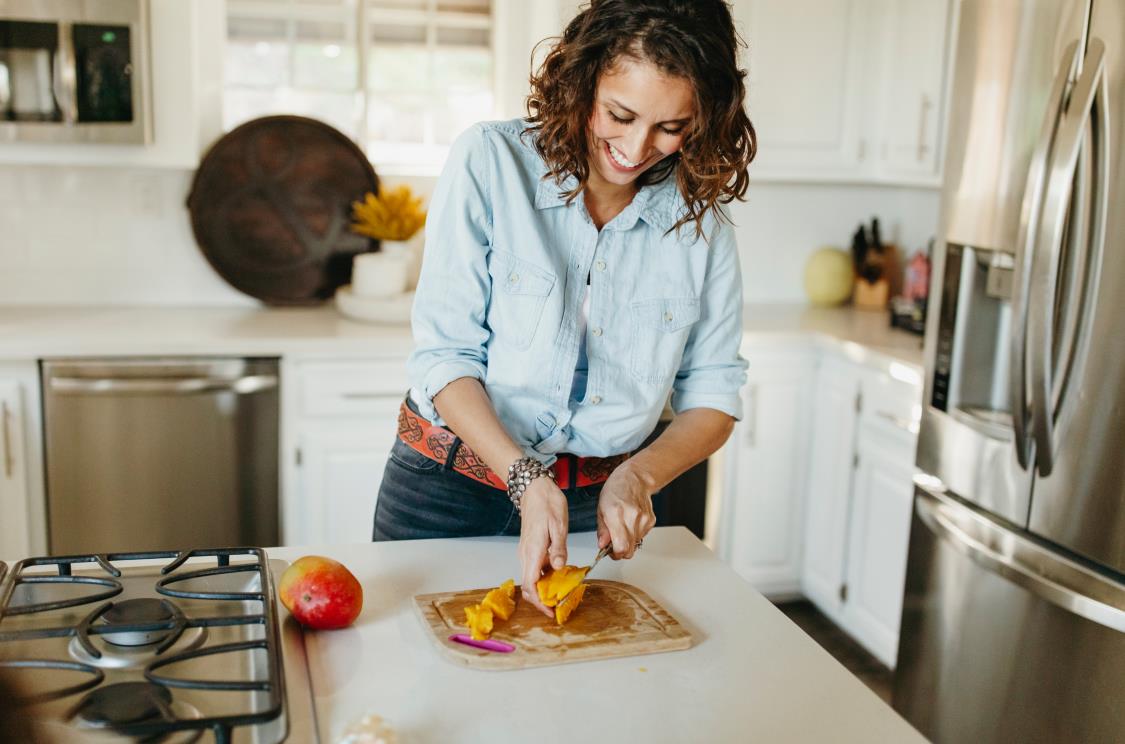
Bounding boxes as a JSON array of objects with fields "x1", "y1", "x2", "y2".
[
  {"x1": 487, "y1": 251, "x2": 556, "y2": 351},
  {"x1": 630, "y1": 297, "x2": 701, "y2": 385}
]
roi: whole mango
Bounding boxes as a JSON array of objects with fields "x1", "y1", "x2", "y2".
[{"x1": 278, "y1": 556, "x2": 363, "y2": 630}]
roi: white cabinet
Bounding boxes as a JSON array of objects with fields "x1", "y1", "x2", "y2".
[
  {"x1": 801, "y1": 355, "x2": 861, "y2": 616},
  {"x1": 0, "y1": 0, "x2": 224, "y2": 168},
  {"x1": 736, "y1": 0, "x2": 869, "y2": 180},
  {"x1": 841, "y1": 418, "x2": 917, "y2": 668},
  {"x1": 721, "y1": 344, "x2": 814, "y2": 596},
  {"x1": 282, "y1": 356, "x2": 408, "y2": 546},
  {"x1": 0, "y1": 361, "x2": 46, "y2": 559},
  {"x1": 732, "y1": 0, "x2": 955, "y2": 185},
  {"x1": 871, "y1": 0, "x2": 956, "y2": 183},
  {"x1": 799, "y1": 354, "x2": 921, "y2": 668}
]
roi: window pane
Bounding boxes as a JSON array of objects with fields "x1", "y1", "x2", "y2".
[
  {"x1": 226, "y1": 38, "x2": 290, "y2": 88},
  {"x1": 437, "y1": 0, "x2": 490, "y2": 14},
  {"x1": 368, "y1": 44, "x2": 428, "y2": 92},
  {"x1": 294, "y1": 20, "x2": 357, "y2": 89},
  {"x1": 432, "y1": 90, "x2": 493, "y2": 144},
  {"x1": 435, "y1": 25, "x2": 488, "y2": 46},
  {"x1": 367, "y1": 93, "x2": 428, "y2": 144},
  {"x1": 431, "y1": 46, "x2": 490, "y2": 92},
  {"x1": 225, "y1": 87, "x2": 359, "y2": 137},
  {"x1": 369, "y1": 0, "x2": 427, "y2": 11},
  {"x1": 369, "y1": 22, "x2": 426, "y2": 44}
]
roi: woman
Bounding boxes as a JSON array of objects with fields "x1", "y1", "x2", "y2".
[{"x1": 374, "y1": 0, "x2": 755, "y2": 618}]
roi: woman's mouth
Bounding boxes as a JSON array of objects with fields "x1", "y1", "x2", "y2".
[{"x1": 604, "y1": 141, "x2": 648, "y2": 172}]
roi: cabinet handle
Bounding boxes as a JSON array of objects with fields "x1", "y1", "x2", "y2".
[
  {"x1": 2, "y1": 402, "x2": 13, "y2": 479},
  {"x1": 744, "y1": 384, "x2": 759, "y2": 447},
  {"x1": 876, "y1": 410, "x2": 919, "y2": 434},
  {"x1": 917, "y1": 94, "x2": 933, "y2": 162}
]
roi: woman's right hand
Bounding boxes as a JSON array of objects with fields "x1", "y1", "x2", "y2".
[{"x1": 518, "y1": 477, "x2": 569, "y2": 618}]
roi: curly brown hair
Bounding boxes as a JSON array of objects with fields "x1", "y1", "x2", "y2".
[{"x1": 525, "y1": 0, "x2": 756, "y2": 238}]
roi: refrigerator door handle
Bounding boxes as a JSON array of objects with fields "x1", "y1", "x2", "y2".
[
  {"x1": 1010, "y1": 41, "x2": 1079, "y2": 470},
  {"x1": 915, "y1": 486, "x2": 1125, "y2": 633},
  {"x1": 1027, "y1": 39, "x2": 1108, "y2": 476}
]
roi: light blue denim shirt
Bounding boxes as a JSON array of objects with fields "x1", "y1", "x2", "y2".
[{"x1": 408, "y1": 118, "x2": 748, "y2": 462}]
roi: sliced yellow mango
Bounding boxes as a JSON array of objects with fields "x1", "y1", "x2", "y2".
[
  {"x1": 482, "y1": 582, "x2": 516, "y2": 621},
  {"x1": 554, "y1": 582, "x2": 587, "y2": 625},
  {"x1": 463, "y1": 603, "x2": 494, "y2": 640},
  {"x1": 535, "y1": 565, "x2": 589, "y2": 611}
]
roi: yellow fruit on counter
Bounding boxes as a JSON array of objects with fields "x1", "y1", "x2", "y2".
[{"x1": 804, "y1": 247, "x2": 855, "y2": 306}]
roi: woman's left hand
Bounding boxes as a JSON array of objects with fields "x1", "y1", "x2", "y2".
[{"x1": 596, "y1": 463, "x2": 657, "y2": 560}]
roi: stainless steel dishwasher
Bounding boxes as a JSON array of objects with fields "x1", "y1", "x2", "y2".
[{"x1": 41, "y1": 358, "x2": 280, "y2": 554}]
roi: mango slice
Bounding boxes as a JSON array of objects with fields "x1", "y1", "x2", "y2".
[
  {"x1": 535, "y1": 565, "x2": 590, "y2": 623},
  {"x1": 553, "y1": 582, "x2": 586, "y2": 625},
  {"x1": 482, "y1": 579, "x2": 517, "y2": 621},
  {"x1": 464, "y1": 603, "x2": 494, "y2": 640}
]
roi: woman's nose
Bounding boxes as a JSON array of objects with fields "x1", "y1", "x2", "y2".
[{"x1": 621, "y1": 129, "x2": 653, "y2": 163}]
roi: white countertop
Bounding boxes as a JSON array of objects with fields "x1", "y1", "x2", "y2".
[
  {"x1": 268, "y1": 527, "x2": 925, "y2": 744},
  {"x1": 0, "y1": 302, "x2": 924, "y2": 370}
]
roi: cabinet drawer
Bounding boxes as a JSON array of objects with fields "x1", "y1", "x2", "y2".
[
  {"x1": 298, "y1": 360, "x2": 408, "y2": 416},
  {"x1": 860, "y1": 365, "x2": 922, "y2": 437}
]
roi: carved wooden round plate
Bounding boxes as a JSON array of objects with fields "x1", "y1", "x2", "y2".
[{"x1": 187, "y1": 115, "x2": 379, "y2": 305}]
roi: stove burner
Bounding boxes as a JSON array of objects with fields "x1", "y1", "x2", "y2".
[
  {"x1": 73, "y1": 681, "x2": 174, "y2": 728},
  {"x1": 103, "y1": 598, "x2": 176, "y2": 646}
]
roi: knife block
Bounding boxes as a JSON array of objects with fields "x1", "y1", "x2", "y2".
[{"x1": 854, "y1": 277, "x2": 890, "y2": 310}]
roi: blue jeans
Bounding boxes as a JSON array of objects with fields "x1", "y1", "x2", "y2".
[{"x1": 372, "y1": 438, "x2": 602, "y2": 541}]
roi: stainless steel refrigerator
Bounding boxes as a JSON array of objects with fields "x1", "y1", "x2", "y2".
[{"x1": 893, "y1": 1, "x2": 1125, "y2": 742}]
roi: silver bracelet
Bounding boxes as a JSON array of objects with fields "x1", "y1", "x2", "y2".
[{"x1": 507, "y1": 456, "x2": 554, "y2": 513}]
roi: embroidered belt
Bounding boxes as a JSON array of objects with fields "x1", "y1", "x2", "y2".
[{"x1": 396, "y1": 399, "x2": 629, "y2": 491}]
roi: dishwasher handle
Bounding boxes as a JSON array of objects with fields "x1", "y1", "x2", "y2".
[{"x1": 49, "y1": 374, "x2": 279, "y2": 396}]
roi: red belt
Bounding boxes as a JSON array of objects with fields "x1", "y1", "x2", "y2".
[{"x1": 396, "y1": 400, "x2": 628, "y2": 491}]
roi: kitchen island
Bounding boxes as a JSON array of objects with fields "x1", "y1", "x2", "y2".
[{"x1": 270, "y1": 526, "x2": 925, "y2": 743}]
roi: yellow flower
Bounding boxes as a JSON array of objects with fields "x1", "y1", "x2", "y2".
[{"x1": 350, "y1": 185, "x2": 427, "y2": 242}]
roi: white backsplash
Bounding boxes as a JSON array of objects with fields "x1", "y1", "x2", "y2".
[{"x1": 0, "y1": 164, "x2": 939, "y2": 306}]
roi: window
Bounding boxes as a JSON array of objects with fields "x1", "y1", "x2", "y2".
[{"x1": 225, "y1": 0, "x2": 495, "y2": 174}]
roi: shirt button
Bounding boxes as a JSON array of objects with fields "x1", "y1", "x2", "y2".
[
  {"x1": 591, "y1": 327, "x2": 603, "y2": 337},
  {"x1": 590, "y1": 395, "x2": 602, "y2": 405},
  {"x1": 509, "y1": 273, "x2": 520, "y2": 283},
  {"x1": 595, "y1": 260, "x2": 607, "y2": 272},
  {"x1": 664, "y1": 311, "x2": 674, "y2": 322}
]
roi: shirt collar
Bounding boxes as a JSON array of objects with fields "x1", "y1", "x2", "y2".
[{"x1": 534, "y1": 170, "x2": 680, "y2": 233}]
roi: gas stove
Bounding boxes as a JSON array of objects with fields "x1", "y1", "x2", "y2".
[{"x1": 0, "y1": 549, "x2": 317, "y2": 742}]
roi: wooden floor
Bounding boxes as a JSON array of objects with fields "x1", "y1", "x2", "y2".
[{"x1": 775, "y1": 600, "x2": 894, "y2": 704}]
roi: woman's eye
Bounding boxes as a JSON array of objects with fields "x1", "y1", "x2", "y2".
[
  {"x1": 660, "y1": 127, "x2": 684, "y2": 136},
  {"x1": 608, "y1": 111, "x2": 632, "y2": 124}
]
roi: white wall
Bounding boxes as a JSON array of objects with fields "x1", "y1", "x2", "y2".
[{"x1": 0, "y1": 160, "x2": 936, "y2": 306}]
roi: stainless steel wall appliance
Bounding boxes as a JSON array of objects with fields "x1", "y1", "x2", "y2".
[
  {"x1": 894, "y1": 1, "x2": 1125, "y2": 742},
  {"x1": 41, "y1": 359, "x2": 280, "y2": 555},
  {"x1": 0, "y1": 0, "x2": 152, "y2": 144}
]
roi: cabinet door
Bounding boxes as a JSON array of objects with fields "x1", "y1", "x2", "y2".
[
  {"x1": 734, "y1": 0, "x2": 871, "y2": 178},
  {"x1": 841, "y1": 421, "x2": 917, "y2": 668},
  {"x1": 0, "y1": 379, "x2": 32, "y2": 559},
  {"x1": 801, "y1": 357, "x2": 861, "y2": 621},
  {"x1": 723, "y1": 349, "x2": 813, "y2": 595},
  {"x1": 873, "y1": 0, "x2": 954, "y2": 182},
  {"x1": 296, "y1": 407, "x2": 399, "y2": 546}
]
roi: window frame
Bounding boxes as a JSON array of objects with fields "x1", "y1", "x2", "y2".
[{"x1": 224, "y1": 0, "x2": 498, "y2": 176}]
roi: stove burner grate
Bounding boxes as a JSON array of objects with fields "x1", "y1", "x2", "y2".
[
  {"x1": 0, "y1": 658, "x2": 105, "y2": 704},
  {"x1": 0, "y1": 548, "x2": 286, "y2": 744}
]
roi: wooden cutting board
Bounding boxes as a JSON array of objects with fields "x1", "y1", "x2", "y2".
[{"x1": 413, "y1": 579, "x2": 692, "y2": 670}]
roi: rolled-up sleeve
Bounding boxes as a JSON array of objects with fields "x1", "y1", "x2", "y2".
[
  {"x1": 407, "y1": 124, "x2": 494, "y2": 420},
  {"x1": 670, "y1": 215, "x2": 748, "y2": 419}
]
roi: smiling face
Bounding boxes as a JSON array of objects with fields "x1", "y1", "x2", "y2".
[{"x1": 587, "y1": 57, "x2": 696, "y2": 192}]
